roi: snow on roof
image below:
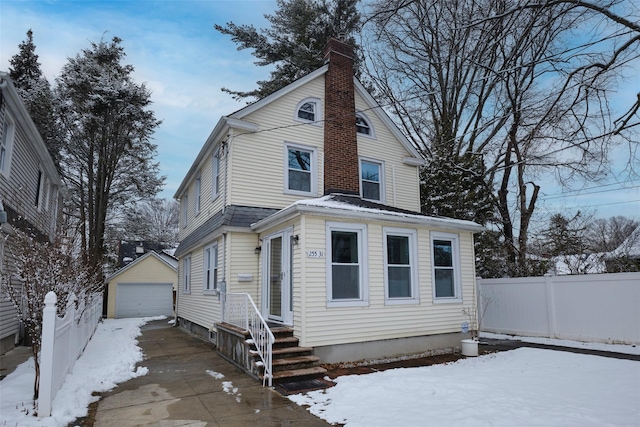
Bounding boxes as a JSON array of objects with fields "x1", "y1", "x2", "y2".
[
  {"x1": 610, "y1": 226, "x2": 640, "y2": 258},
  {"x1": 252, "y1": 194, "x2": 483, "y2": 232}
]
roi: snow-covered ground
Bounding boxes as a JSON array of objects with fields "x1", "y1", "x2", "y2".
[
  {"x1": 2, "y1": 318, "x2": 638, "y2": 427},
  {"x1": 480, "y1": 332, "x2": 640, "y2": 355},
  {"x1": 289, "y1": 348, "x2": 640, "y2": 427},
  {"x1": 0, "y1": 317, "x2": 155, "y2": 427}
]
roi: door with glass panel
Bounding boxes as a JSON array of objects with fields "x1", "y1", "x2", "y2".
[{"x1": 263, "y1": 229, "x2": 293, "y2": 324}]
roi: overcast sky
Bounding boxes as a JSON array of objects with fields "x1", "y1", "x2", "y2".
[{"x1": 1, "y1": 0, "x2": 638, "y2": 221}]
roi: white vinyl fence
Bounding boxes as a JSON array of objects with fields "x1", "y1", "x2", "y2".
[
  {"x1": 478, "y1": 272, "x2": 640, "y2": 345},
  {"x1": 38, "y1": 291, "x2": 103, "y2": 416}
]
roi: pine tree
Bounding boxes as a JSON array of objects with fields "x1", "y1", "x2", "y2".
[
  {"x1": 8, "y1": 29, "x2": 62, "y2": 168},
  {"x1": 55, "y1": 37, "x2": 164, "y2": 271},
  {"x1": 215, "y1": 0, "x2": 362, "y2": 101}
]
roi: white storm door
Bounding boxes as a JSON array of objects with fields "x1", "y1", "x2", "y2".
[{"x1": 263, "y1": 228, "x2": 293, "y2": 325}]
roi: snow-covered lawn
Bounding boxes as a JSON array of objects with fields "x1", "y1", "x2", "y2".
[
  {"x1": 0, "y1": 317, "x2": 154, "y2": 427},
  {"x1": 289, "y1": 348, "x2": 640, "y2": 427}
]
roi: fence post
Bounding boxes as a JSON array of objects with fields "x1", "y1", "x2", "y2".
[
  {"x1": 38, "y1": 291, "x2": 57, "y2": 417},
  {"x1": 544, "y1": 274, "x2": 557, "y2": 339}
]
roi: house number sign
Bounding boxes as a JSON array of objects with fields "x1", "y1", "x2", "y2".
[{"x1": 306, "y1": 250, "x2": 325, "y2": 258}]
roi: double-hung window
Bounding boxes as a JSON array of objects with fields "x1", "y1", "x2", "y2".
[
  {"x1": 0, "y1": 113, "x2": 15, "y2": 178},
  {"x1": 194, "y1": 175, "x2": 202, "y2": 216},
  {"x1": 183, "y1": 255, "x2": 191, "y2": 294},
  {"x1": 360, "y1": 159, "x2": 383, "y2": 202},
  {"x1": 285, "y1": 143, "x2": 316, "y2": 195},
  {"x1": 326, "y1": 222, "x2": 368, "y2": 307},
  {"x1": 182, "y1": 194, "x2": 189, "y2": 227},
  {"x1": 431, "y1": 232, "x2": 461, "y2": 302},
  {"x1": 384, "y1": 228, "x2": 418, "y2": 304},
  {"x1": 212, "y1": 150, "x2": 220, "y2": 199},
  {"x1": 203, "y1": 243, "x2": 218, "y2": 294}
]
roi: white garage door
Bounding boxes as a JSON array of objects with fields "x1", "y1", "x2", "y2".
[{"x1": 115, "y1": 282, "x2": 173, "y2": 318}]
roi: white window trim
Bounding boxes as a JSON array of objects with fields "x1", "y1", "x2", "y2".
[
  {"x1": 383, "y1": 227, "x2": 419, "y2": 305},
  {"x1": 359, "y1": 157, "x2": 385, "y2": 203},
  {"x1": 183, "y1": 254, "x2": 192, "y2": 294},
  {"x1": 293, "y1": 97, "x2": 322, "y2": 125},
  {"x1": 194, "y1": 175, "x2": 202, "y2": 216},
  {"x1": 284, "y1": 142, "x2": 317, "y2": 196},
  {"x1": 431, "y1": 231, "x2": 462, "y2": 303},
  {"x1": 182, "y1": 193, "x2": 189, "y2": 227},
  {"x1": 355, "y1": 111, "x2": 375, "y2": 139},
  {"x1": 36, "y1": 170, "x2": 45, "y2": 211},
  {"x1": 326, "y1": 222, "x2": 369, "y2": 308},
  {"x1": 212, "y1": 149, "x2": 221, "y2": 200},
  {"x1": 0, "y1": 112, "x2": 15, "y2": 178},
  {"x1": 203, "y1": 242, "x2": 218, "y2": 295}
]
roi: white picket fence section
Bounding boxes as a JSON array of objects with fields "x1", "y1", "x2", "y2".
[
  {"x1": 38, "y1": 291, "x2": 103, "y2": 416},
  {"x1": 477, "y1": 272, "x2": 640, "y2": 345}
]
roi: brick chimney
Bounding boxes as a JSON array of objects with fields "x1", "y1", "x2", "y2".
[{"x1": 323, "y1": 38, "x2": 359, "y2": 195}]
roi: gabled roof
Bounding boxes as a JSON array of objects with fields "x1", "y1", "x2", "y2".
[
  {"x1": 174, "y1": 205, "x2": 279, "y2": 257},
  {"x1": 251, "y1": 193, "x2": 483, "y2": 233},
  {"x1": 106, "y1": 250, "x2": 178, "y2": 282},
  {"x1": 173, "y1": 65, "x2": 425, "y2": 198},
  {"x1": 0, "y1": 72, "x2": 62, "y2": 189}
]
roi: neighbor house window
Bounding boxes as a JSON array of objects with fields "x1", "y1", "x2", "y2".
[
  {"x1": 212, "y1": 150, "x2": 220, "y2": 198},
  {"x1": 294, "y1": 97, "x2": 321, "y2": 124},
  {"x1": 384, "y1": 228, "x2": 418, "y2": 304},
  {"x1": 35, "y1": 170, "x2": 44, "y2": 209},
  {"x1": 182, "y1": 194, "x2": 189, "y2": 227},
  {"x1": 0, "y1": 113, "x2": 15, "y2": 177},
  {"x1": 183, "y1": 255, "x2": 191, "y2": 294},
  {"x1": 431, "y1": 232, "x2": 461, "y2": 302},
  {"x1": 360, "y1": 159, "x2": 383, "y2": 202},
  {"x1": 194, "y1": 175, "x2": 202, "y2": 216},
  {"x1": 285, "y1": 143, "x2": 316, "y2": 195},
  {"x1": 203, "y1": 243, "x2": 218, "y2": 294},
  {"x1": 326, "y1": 222, "x2": 368, "y2": 307}
]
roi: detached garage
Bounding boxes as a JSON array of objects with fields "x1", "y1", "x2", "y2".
[{"x1": 106, "y1": 251, "x2": 178, "y2": 319}]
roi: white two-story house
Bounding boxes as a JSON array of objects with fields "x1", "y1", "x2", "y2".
[
  {"x1": 174, "y1": 39, "x2": 483, "y2": 371},
  {"x1": 0, "y1": 72, "x2": 64, "y2": 354}
]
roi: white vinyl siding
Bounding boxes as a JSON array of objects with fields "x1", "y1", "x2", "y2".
[{"x1": 296, "y1": 215, "x2": 477, "y2": 349}]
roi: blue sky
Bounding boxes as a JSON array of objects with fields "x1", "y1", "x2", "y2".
[{"x1": 1, "y1": 0, "x2": 638, "y2": 221}]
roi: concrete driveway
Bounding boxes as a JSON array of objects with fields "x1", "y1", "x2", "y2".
[{"x1": 92, "y1": 320, "x2": 331, "y2": 427}]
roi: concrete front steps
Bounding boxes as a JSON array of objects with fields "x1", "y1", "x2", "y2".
[{"x1": 254, "y1": 326, "x2": 327, "y2": 384}]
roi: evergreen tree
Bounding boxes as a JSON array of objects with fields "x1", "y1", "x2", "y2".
[
  {"x1": 215, "y1": 0, "x2": 362, "y2": 101},
  {"x1": 55, "y1": 37, "x2": 164, "y2": 271},
  {"x1": 8, "y1": 29, "x2": 62, "y2": 167}
]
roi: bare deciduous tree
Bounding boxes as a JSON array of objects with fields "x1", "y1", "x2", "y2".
[{"x1": 364, "y1": 0, "x2": 639, "y2": 276}]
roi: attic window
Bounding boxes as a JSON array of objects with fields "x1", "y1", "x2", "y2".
[
  {"x1": 355, "y1": 112, "x2": 374, "y2": 137},
  {"x1": 298, "y1": 102, "x2": 316, "y2": 121},
  {"x1": 356, "y1": 114, "x2": 370, "y2": 135},
  {"x1": 294, "y1": 98, "x2": 322, "y2": 125}
]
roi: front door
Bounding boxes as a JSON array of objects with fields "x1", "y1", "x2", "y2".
[{"x1": 263, "y1": 228, "x2": 293, "y2": 325}]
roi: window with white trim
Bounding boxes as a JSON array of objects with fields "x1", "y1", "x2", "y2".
[
  {"x1": 285, "y1": 143, "x2": 316, "y2": 195},
  {"x1": 212, "y1": 150, "x2": 220, "y2": 199},
  {"x1": 384, "y1": 228, "x2": 418, "y2": 304},
  {"x1": 194, "y1": 175, "x2": 202, "y2": 216},
  {"x1": 35, "y1": 170, "x2": 44, "y2": 210},
  {"x1": 0, "y1": 113, "x2": 15, "y2": 178},
  {"x1": 360, "y1": 159, "x2": 384, "y2": 202},
  {"x1": 431, "y1": 232, "x2": 461, "y2": 301},
  {"x1": 355, "y1": 113, "x2": 371, "y2": 135},
  {"x1": 326, "y1": 222, "x2": 368, "y2": 307},
  {"x1": 182, "y1": 194, "x2": 189, "y2": 227},
  {"x1": 203, "y1": 243, "x2": 218, "y2": 294},
  {"x1": 183, "y1": 254, "x2": 191, "y2": 294},
  {"x1": 295, "y1": 97, "x2": 322, "y2": 123}
]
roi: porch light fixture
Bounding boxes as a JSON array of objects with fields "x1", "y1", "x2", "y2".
[
  {"x1": 254, "y1": 246, "x2": 262, "y2": 254},
  {"x1": 291, "y1": 234, "x2": 300, "y2": 245}
]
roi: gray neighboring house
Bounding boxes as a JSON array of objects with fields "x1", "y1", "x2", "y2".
[{"x1": 0, "y1": 72, "x2": 64, "y2": 354}]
